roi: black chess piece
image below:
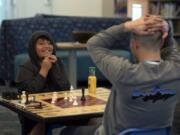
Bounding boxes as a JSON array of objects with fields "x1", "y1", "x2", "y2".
[
  {"x1": 81, "y1": 88, "x2": 86, "y2": 101},
  {"x1": 25, "y1": 92, "x2": 29, "y2": 104}
]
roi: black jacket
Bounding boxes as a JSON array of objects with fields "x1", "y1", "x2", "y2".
[{"x1": 16, "y1": 31, "x2": 70, "y2": 93}]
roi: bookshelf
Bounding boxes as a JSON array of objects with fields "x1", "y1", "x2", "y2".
[{"x1": 148, "y1": 0, "x2": 180, "y2": 44}]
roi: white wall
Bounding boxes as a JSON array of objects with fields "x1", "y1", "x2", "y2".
[
  {"x1": 11, "y1": 0, "x2": 114, "y2": 18},
  {"x1": 102, "y1": 0, "x2": 114, "y2": 17},
  {"x1": 52, "y1": 0, "x2": 103, "y2": 17},
  {"x1": 15, "y1": 0, "x2": 52, "y2": 18}
]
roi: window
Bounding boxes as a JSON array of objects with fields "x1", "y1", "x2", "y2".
[
  {"x1": 0, "y1": 0, "x2": 5, "y2": 25},
  {"x1": 132, "y1": 4, "x2": 142, "y2": 20},
  {"x1": 0, "y1": 0, "x2": 15, "y2": 25},
  {"x1": 127, "y1": 0, "x2": 149, "y2": 20}
]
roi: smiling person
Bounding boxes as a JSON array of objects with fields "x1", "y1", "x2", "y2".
[
  {"x1": 16, "y1": 31, "x2": 70, "y2": 135},
  {"x1": 16, "y1": 31, "x2": 70, "y2": 93}
]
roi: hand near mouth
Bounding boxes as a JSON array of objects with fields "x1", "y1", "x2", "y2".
[
  {"x1": 40, "y1": 54, "x2": 57, "y2": 78},
  {"x1": 47, "y1": 55, "x2": 57, "y2": 63}
]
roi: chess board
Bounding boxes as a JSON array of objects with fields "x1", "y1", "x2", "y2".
[
  {"x1": 43, "y1": 95, "x2": 106, "y2": 108},
  {"x1": 0, "y1": 87, "x2": 110, "y2": 120}
]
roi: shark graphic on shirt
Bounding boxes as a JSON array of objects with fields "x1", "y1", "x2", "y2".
[{"x1": 132, "y1": 86, "x2": 176, "y2": 103}]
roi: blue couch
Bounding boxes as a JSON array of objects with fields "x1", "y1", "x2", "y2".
[{"x1": 0, "y1": 14, "x2": 131, "y2": 83}]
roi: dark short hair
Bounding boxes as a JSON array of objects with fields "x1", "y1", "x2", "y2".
[
  {"x1": 36, "y1": 35, "x2": 54, "y2": 45},
  {"x1": 132, "y1": 31, "x2": 163, "y2": 50}
]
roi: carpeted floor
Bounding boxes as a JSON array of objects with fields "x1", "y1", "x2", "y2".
[{"x1": 0, "y1": 85, "x2": 21, "y2": 135}]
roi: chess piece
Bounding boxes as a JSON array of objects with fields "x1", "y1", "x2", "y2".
[
  {"x1": 70, "y1": 85, "x2": 74, "y2": 91},
  {"x1": 25, "y1": 92, "x2": 29, "y2": 104},
  {"x1": 81, "y1": 88, "x2": 86, "y2": 101},
  {"x1": 32, "y1": 96, "x2": 36, "y2": 102},
  {"x1": 64, "y1": 92, "x2": 68, "y2": 100},
  {"x1": 69, "y1": 85, "x2": 74, "y2": 102},
  {"x1": 21, "y1": 91, "x2": 27, "y2": 104},
  {"x1": 73, "y1": 96, "x2": 78, "y2": 106},
  {"x1": 28, "y1": 96, "x2": 35, "y2": 102},
  {"x1": 69, "y1": 94, "x2": 73, "y2": 102},
  {"x1": 51, "y1": 92, "x2": 58, "y2": 104}
]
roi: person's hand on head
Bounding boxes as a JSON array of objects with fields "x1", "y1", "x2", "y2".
[
  {"x1": 146, "y1": 15, "x2": 169, "y2": 39},
  {"x1": 124, "y1": 15, "x2": 169, "y2": 38},
  {"x1": 124, "y1": 15, "x2": 156, "y2": 35}
]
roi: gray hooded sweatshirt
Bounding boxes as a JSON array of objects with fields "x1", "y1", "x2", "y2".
[{"x1": 87, "y1": 24, "x2": 180, "y2": 135}]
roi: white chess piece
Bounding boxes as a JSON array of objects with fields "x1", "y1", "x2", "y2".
[
  {"x1": 73, "y1": 96, "x2": 78, "y2": 106},
  {"x1": 70, "y1": 85, "x2": 74, "y2": 91},
  {"x1": 70, "y1": 85, "x2": 77, "y2": 100},
  {"x1": 69, "y1": 85, "x2": 74, "y2": 102},
  {"x1": 69, "y1": 93, "x2": 73, "y2": 102},
  {"x1": 64, "y1": 92, "x2": 68, "y2": 100},
  {"x1": 51, "y1": 92, "x2": 58, "y2": 104},
  {"x1": 21, "y1": 91, "x2": 27, "y2": 104}
]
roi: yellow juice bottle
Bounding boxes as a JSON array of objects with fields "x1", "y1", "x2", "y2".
[{"x1": 88, "y1": 67, "x2": 97, "y2": 95}]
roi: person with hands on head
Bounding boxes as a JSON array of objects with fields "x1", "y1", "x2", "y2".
[
  {"x1": 60, "y1": 15, "x2": 179, "y2": 135},
  {"x1": 16, "y1": 31, "x2": 70, "y2": 135}
]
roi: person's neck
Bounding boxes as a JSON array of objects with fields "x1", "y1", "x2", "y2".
[{"x1": 138, "y1": 51, "x2": 161, "y2": 62}]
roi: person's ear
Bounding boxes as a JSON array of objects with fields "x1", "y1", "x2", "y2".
[
  {"x1": 160, "y1": 38, "x2": 165, "y2": 49},
  {"x1": 132, "y1": 39, "x2": 140, "y2": 50}
]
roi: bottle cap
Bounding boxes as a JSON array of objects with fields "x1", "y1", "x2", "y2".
[{"x1": 89, "y1": 67, "x2": 96, "y2": 75}]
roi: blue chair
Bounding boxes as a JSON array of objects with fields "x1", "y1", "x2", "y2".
[{"x1": 119, "y1": 127, "x2": 171, "y2": 135}]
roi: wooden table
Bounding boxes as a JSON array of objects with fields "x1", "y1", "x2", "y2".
[
  {"x1": 0, "y1": 87, "x2": 110, "y2": 134},
  {"x1": 57, "y1": 42, "x2": 86, "y2": 88}
]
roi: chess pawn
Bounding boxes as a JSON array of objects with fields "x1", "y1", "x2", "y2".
[
  {"x1": 73, "y1": 96, "x2": 78, "y2": 106},
  {"x1": 70, "y1": 85, "x2": 74, "y2": 91},
  {"x1": 21, "y1": 91, "x2": 27, "y2": 104},
  {"x1": 88, "y1": 67, "x2": 97, "y2": 94},
  {"x1": 51, "y1": 92, "x2": 58, "y2": 104},
  {"x1": 64, "y1": 92, "x2": 68, "y2": 100}
]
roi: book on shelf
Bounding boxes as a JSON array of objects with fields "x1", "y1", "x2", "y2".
[
  {"x1": 167, "y1": 20, "x2": 174, "y2": 34},
  {"x1": 150, "y1": 2, "x2": 180, "y2": 17}
]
